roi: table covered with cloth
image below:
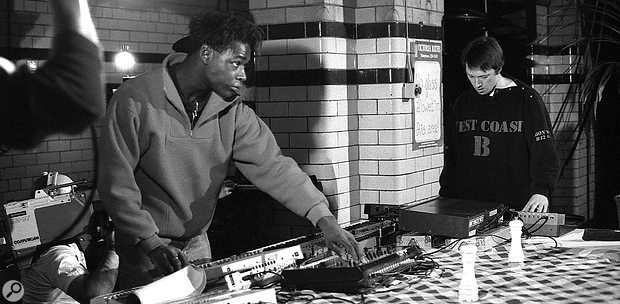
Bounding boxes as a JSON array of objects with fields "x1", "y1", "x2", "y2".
[{"x1": 276, "y1": 238, "x2": 620, "y2": 303}]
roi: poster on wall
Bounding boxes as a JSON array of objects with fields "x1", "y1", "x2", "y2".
[{"x1": 411, "y1": 39, "x2": 443, "y2": 149}]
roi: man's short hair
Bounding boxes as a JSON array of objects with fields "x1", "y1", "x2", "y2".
[
  {"x1": 187, "y1": 10, "x2": 264, "y2": 54},
  {"x1": 461, "y1": 36, "x2": 505, "y2": 72}
]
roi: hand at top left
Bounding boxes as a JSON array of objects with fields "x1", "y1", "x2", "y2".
[{"x1": 317, "y1": 216, "x2": 367, "y2": 264}]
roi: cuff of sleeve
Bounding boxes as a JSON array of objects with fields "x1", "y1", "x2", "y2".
[
  {"x1": 533, "y1": 185, "x2": 551, "y2": 197},
  {"x1": 306, "y1": 203, "x2": 333, "y2": 227},
  {"x1": 138, "y1": 234, "x2": 166, "y2": 254}
]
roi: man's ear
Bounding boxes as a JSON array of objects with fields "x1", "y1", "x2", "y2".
[{"x1": 200, "y1": 45, "x2": 212, "y2": 64}]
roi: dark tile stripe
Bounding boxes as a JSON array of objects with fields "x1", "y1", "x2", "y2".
[
  {"x1": 262, "y1": 21, "x2": 442, "y2": 40},
  {"x1": 1, "y1": 21, "x2": 440, "y2": 64},
  {"x1": 531, "y1": 73, "x2": 583, "y2": 84},
  {"x1": 530, "y1": 44, "x2": 581, "y2": 56},
  {"x1": 0, "y1": 47, "x2": 48, "y2": 60},
  {"x1": 0, "y1": 47, "x2": 168, "y2": 64},
  {"x1": 256, "y1": 68, "x2": 411, "y2": 86},
  {"x1": 253, "y1": 21, "x2": 439, "y2": 87},
  {"x1": 267, "y1": 23, "x2": 307, "y2": 40},
  {"x1": 257, "y1": 70, "x2": 581, "y2": 87}
]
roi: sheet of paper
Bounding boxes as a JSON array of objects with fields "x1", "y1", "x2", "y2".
[
  {"x1": 128, "y1": 265, "x2": 206, "y2": 304},
  {"x1": 555, "y1": 229, "x2": 620, "y2": 248}
]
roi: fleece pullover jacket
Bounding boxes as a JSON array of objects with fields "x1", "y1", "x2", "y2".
[{"x1": 98, "y1": 53, "x2": 332, "y2": 256}]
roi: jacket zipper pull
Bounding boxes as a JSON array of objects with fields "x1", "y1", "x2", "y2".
[
  {"x1": 191, "y1": 101, "x2": 198, "y2": 126},
  {"x1": 189, "y1": 100, "x2": 198, "y2": 137}
]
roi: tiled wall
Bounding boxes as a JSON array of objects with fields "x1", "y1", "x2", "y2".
[
  {"x1": 0, "y1": 0, "x2": 247, "y2": 201},
  {"x1": 250, "y1": 0, "x2": 445, "y2": 225},
  {"x1": 528, "y1": 1, "x2": 595, "y2": 219},
  {"x1": 1, "y1": 0, "x2": 593, "y2": 225}
]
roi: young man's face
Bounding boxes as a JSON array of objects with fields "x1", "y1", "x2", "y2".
[
  {"x1": 465, "y1": 64, "x2": 501, "y2": 95},
  {"x1": 204, "y1": 41, "x2": 251, "y2": 101}
]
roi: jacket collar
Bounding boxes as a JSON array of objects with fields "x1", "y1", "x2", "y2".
[{"x1": 162, "y1": 53, "x2": 239, "y2": 121}]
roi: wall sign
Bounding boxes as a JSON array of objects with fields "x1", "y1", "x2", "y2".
[{"x1": 411, "y1": 39, "x2": 443, "y2": 149}]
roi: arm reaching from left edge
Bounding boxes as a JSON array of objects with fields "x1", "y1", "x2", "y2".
[
  {"x1": 317, "y1": 216, "x2": 368, "y2": 264},
  {"x1": 1, "y1": 0, "x2": 104, "y2": 149},
  {"x1": 50, "y1": 0, "x2": 99, "y2": 45}
]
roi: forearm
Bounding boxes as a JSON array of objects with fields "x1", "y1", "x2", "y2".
[
  {"x1": 88, "y1": 251, "x2": 119, "y2": 292},
  {"x1": 50, "y1": 0, "x2": 99, "y2": 45},
  {"x1": 67, "y1": 251, "x2": 118, "y2": 304},
  {"x1": 233, "y1": 107, "x2": 331, "y2": 224}
]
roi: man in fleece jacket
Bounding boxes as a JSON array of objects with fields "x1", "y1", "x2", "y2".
[{"x1": 98, "y1": 10, "x2": 365, "y2": 289}]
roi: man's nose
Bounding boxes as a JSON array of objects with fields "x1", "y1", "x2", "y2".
[{"x1": 237, "y1": 67, "x2": 247, "y2": 81}]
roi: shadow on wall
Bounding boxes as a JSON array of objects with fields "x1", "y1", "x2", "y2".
[{"x1": 301, "y1": 50, "x2": 358, "y2": 222}]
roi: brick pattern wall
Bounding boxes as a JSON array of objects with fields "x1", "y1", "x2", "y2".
[
  {"x1": 249, "y1": 0, "x2": 445, "y2": 227},
  {"x1": 0, "y1": 0, "x2": 247, "y2": 202},
  {"x1": 529, "y1": 1, "x2": 595, "y2": 219}
]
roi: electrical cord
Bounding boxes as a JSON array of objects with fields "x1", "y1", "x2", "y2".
[
  {"x1": 421, "y1": 238, "x2": 462, "y2": 257},
  {"x1": 529, "y1": 235, "x2": 559, "y2": 248},
  {"x1": 522, "y1": 216, "x2": 549, "y2": 236},
  {"x1": 247, "y1": 270, "x2": 284, "y2": 289},
  {"x1": 276, "y1": 290, "x2": 315, "y2": 303},
  {"x1": 54, "y1": 125, "x2": 99, "y2": 242},
  {"x1": 277, "y1": 290, "x2": 361, "y2": 304},
  {"x1": 304, "y1": 295, "x2": 358, "y2": 304},
  {"x1": 399, "y1": 256, "x2": 439, "y2": 277},
  {"x1": 477, "y1": 204, "x2": 510, "y2": 233}
]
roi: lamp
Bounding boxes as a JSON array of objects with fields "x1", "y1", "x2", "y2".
[{"x1": 114, "y1": 45, "x2": 135, "y2": 77}]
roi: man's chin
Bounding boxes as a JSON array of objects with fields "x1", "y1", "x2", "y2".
[
  {"x1": 214, "y1": 89, "x2": 239, "y2": 102},
  {"x1": 224, "y1": 92, "x2": 240, "y2": 102}
]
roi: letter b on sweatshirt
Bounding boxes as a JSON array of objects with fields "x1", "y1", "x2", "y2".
[{"x1": 473, "y1": 136, "x2": 490, "y2": 157}]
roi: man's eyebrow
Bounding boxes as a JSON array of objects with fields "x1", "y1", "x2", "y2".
[
  {"x1": 235, "y1": 54, "x2": 251, "y2": 63},
  {"x1": 467, "y1": 72, "x2": 490, "y2": 77}
]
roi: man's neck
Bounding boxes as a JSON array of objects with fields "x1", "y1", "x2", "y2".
[{"x1": 170, "y1": 61, "x2": 211, "y2": 104}]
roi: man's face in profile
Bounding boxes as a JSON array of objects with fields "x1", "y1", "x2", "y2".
[{"x1": 203, "y1": 41, "x2": 251, "y2": 101}]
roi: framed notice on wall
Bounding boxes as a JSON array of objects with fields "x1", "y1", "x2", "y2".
[{"x1": 411, "y1": 39, "x2": 443, "y2": 149}]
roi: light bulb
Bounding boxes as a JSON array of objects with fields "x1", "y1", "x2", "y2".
[{"x1": 114, "y1": 46, "x2": 136, "y2": 71}]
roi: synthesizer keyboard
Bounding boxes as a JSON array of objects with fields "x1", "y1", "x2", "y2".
[
  {"x1": 93, "y1": 219, "x2": 395, "y2": 302},
  {"x1": 193, "y1": 219, "x2": 396, "y2": 288}
]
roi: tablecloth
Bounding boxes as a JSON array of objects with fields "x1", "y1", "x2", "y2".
[{"x1": 277, "y1": 241, "x2": 620, "y2": 303}]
